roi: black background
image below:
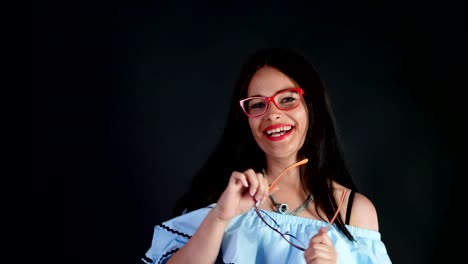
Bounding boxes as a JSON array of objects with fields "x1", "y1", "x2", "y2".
[{"x1": 7, "y1": 1, "x2": 466, "y2": 263}]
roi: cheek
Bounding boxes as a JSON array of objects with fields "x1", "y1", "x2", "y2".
[
  {"x1": 295, "y1": 106, "x2": 309, "y2": 133},
  {"x1": 248, "y1": 119, "x2": 260, "y2": 134},
  {"x1": 303, "y1": 107, "x2": 309, "y2": 129}
]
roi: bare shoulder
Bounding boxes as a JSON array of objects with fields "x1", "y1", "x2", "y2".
[
  {"x1": 331, "y1": 183, "x2": 379, "y2": 231},
  {"x1": 350, "y1": 192, "x2": 379, "y2": 231}
]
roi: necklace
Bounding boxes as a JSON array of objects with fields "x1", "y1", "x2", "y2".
[
  {"x1": 269, "y1": 193, "x2": 314, "y2": 216},
  {"x1": 261, "y1": 168, "x2": 314, "y2": 216}
]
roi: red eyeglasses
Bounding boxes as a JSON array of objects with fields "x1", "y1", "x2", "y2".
[{"x1": 239, "y1": 88, "x2": 304, "y2": 118}]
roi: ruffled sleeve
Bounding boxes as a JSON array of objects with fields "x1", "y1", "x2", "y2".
[
  {"x1": 350, "y1": 236, "x2": 392, "y2": 263},
  {"x1": 141, "y1": 206, "x2": 213, "y2": 264},
  {"x1": 335, "y1": 225, "x2": 392, "y2": 264}
]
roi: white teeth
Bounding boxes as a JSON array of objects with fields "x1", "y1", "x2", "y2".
[
  {"x1": 266, "y1": 126, "x2": 292, "y2": 135},
  {"x1": 270, "y1": 132, "x2": 286, "y2": 137}
]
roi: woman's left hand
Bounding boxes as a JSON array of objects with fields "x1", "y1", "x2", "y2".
[{"x1": 303, "y1": 228, "x2": 337, "y2": 264}]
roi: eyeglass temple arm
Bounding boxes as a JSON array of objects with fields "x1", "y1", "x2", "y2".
[
  {"x1": 325, "y1": 189, "x2": 347, "y2": 230},
  {"x1": 267, "y1": 159, "x2": 308, "y2": 193},
  {"x1": 265, "y1": 158, "x2": 346, "y2": 230}
]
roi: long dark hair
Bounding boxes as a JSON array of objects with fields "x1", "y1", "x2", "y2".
[{"x1": 173, "y1": 48, "x2": 358, "y2": 241}]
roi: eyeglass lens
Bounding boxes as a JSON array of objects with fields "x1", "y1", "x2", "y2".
[
  {"x1": 243, "y1": 89, "x2": 301, "y2": 116},
  {"x1": 255, "y1": 208, "x2": 307, "y2": 251}
]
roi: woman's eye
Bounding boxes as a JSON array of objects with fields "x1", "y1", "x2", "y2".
[
  {"x1": 251, "y1": 103, "x2": 265, "y2": 109},
  {"x1": 281, "y1": 97, "x2": 296, "y2": 103}
]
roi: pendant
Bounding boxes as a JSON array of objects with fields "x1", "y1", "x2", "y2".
[
  {"x1": 277, "y1": 203, "x2": 289, "y2": 214},
  {"x1": 270, "y1": 193, "x2": 314, "y2": 216}
]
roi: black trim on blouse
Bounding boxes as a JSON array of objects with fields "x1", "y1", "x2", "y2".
[
  {"x1": 158, "y1": 224, "x2": 192, "y2": 239},
  {"x1": 141, "y1": 255, "x2": 153, "y2": 264},
  {"x1": 158, "y1": 248, "x2": 179, "y2": 264}
]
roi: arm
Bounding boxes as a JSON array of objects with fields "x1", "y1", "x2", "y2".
[
  {"x1": 167, "y1": 169, "x2": 269, "y2": 264},
  {"x1": 166, "y1": 209, "x2": 229, "y2": 264}
]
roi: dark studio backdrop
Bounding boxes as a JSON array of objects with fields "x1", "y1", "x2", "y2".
[{"x1": 9, "y1": 1, "x2": 466, "y2": 264}]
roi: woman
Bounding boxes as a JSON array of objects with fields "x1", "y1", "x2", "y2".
[{"x1": 142, "y1": 48, "x2": 391, "y2": 263}]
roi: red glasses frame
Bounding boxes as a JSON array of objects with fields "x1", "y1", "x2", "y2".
[{"x1": 239, "y1": 87, "x2": 305, "y2": 118}]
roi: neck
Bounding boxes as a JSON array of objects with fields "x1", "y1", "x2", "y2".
[{"x1": 264, "y1": 158, "x2": 302, "y2": 187}]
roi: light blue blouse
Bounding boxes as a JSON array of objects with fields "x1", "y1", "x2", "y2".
[{"x1": 142, "y1": 204, "x2": 392, "y2": 264}]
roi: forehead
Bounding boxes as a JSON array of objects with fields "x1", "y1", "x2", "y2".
[{"x1": 247, "y1": 66, "x2": 298, "y2": 96}]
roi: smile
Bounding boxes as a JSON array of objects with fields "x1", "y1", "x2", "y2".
[
  {"x1": 265, "y1": 126, "x2": 292, "y2": 136},
  {"x1": 264, "y1": 126, "x2": 294, "y2": 141}
]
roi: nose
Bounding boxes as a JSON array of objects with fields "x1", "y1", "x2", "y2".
[{"x1": 264, "y1": 100, "x2": 282, "y2": 120}]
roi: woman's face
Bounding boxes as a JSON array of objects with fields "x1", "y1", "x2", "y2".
[{"x1": 246, "y1": 66, "x2": 309, "y2": 161}]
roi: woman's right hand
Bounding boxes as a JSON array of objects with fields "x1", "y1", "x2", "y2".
[{"x1": 212, "y1": 169, "x2": 270, "y2": 222}]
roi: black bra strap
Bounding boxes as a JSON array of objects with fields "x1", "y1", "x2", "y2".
[{"x1": 345, "y1": 190, "x2": 356, "y2": 225}]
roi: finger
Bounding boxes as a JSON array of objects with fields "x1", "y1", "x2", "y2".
[
  {"x1": 229, "y1": 171, "x2": 248, "y2": 191},
  {"x1": 244, "y1": 169, "x2": 260, "y2": 198},
  {"x1": 308, "y1": 228, "x2": 332, "y2": 246},
  {"x1": 307, "y1": 242, "x2": 333, "y2": 255},
  {"x1": 304, "y1": 249, "x2": 322, "y2": 264},
  {"x1": 318, "y1": 228, "x2": 333, "y2": 245},
  {"x1": 304, "y1": 248, "x2": 336, "y2": 264},
  {"x1": 255, "y1": 172, "x2": 266, "y2": 203},
  {"x1": 304, "y1": 241, "x2": 336, "y2": 263}
]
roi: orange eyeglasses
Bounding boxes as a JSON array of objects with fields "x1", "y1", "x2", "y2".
[{"x1": 254, "y1": 158, "x2": 347, "y2": 251}]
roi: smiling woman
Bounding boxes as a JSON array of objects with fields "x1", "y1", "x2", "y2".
[{"x1": 142, "y1": 48, "x2": 392, "y2": 264}]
